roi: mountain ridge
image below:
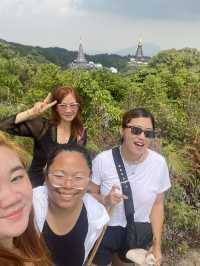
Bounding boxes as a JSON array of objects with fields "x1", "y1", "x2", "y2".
[{"x1": 0, "y1": 38, "x2": 129, "y2": 71}]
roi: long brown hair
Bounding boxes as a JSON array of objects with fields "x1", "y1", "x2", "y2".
[
  {"x1": 0, "y1": 133, "x2": 54, "y2": 266},
  {"x1": 50, "y1": 85, "x2": 84, "y2": 142},
  {"x1": 0, "y1": 209, "x2": 53, "y2": 266}
]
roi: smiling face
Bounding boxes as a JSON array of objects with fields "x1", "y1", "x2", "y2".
[
  {"x1": 0, "y1": 146, "x2": 32, "y2": 245},
  {"x1": 56, "y1": 93, "x2": 79, "y2": 123},
  {"x1": 121, "y1": 117, "x2": 154, "y2": 161},
  {"x1": 46, "y1": 151, "x2": 90, "y2": 210}
]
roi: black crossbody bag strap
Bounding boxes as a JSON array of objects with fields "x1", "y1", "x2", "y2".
[{"x1": 112, "y1": 146, "x2": 138, "y2": 245}]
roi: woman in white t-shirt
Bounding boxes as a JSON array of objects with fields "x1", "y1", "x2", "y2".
[{"x1": 89, "y1": 108, "x2": 171, "y2": 266}]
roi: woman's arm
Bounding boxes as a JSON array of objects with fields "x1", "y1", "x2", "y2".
[
  {"x1": 88, "y1": 181, "x2": 105, "y2": 205},
  {"x1": 0, "y1": 93, "x2": 57, "y2": 138},
  {"x1": 15, "y1": 108, "x2": 38, "y2": 124},
  {"x1": 150, "y1": 193, "x2": 165, "y2": 265},
  {"x1": 15, "y1": 93, "x2": 57, "y2": 124}
]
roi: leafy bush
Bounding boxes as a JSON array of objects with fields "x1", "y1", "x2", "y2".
[{"x1": 0, "y1": 44, "x2": 200, "y2": 259}]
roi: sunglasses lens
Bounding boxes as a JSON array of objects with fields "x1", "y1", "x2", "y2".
[
  {"x1": 130, "y1": 126, "x2": 155, "y2": 138},
  {"x1": 144, "y1": 130, "x2": 155, "y2": 138},
  {"x1": 131, "y1": 126, "x2": 143, "y2": 135}
]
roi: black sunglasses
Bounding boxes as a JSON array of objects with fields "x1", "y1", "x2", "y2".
[{"x1": 126, "y1": 125, "x2": 155, "y2": 138}]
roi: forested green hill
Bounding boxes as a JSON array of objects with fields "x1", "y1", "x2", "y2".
[
  {"x1": 0, "y1": 40, "x2": 199, "y2": 262},
  {"x1": 0, "y1": 39, "x2": 128, "y2": 70}
]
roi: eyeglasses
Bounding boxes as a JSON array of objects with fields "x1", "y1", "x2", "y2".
[
  {"x1": 57, "y1": 102, "x2": 80, "y2": 111},
  {"x1": 125, "y1": 125, "x2": 155, "y2": 138},
  {"x1": 48, "y1": 171, "x2": 88, "y2": 190}
]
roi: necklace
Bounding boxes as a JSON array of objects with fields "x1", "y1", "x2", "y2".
[
  {"x1": 120, "y1": 146, "x2": 148, "y2": 165},
  {"x1": 120, "y1": 146, "x2": 148, "y2": 177}
]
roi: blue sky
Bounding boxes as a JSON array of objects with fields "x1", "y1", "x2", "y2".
[{"x1": 0, "y1": 0, "x2": 200, "y2": 54}]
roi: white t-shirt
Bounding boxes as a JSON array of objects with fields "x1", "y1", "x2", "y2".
[{"x1": 92, "y1": 148, "x2": 171, "y2": 227}]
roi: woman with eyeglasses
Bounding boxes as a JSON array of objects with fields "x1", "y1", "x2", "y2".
[
  {"x1": 33, "y1": 143, "x2": 109, "y2": 266},
  {"x1": 0, "y1": 85, "x2": 87, "y2": 187},
  {"x1": 0, "y1": 133, "x2": 53, "y2": 266},
  {"x1": 89, "y1": 108, "x2": 171, "y2": 266}
]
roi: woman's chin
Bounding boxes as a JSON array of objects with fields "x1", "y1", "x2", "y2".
[
  {"x1": 2, "y1": 218, "x2": 29, "y2": 239},
  {"x1": 61, "y1": 115, "x2": 76, "y2": 122},
  {"x1": 55, "y1": 195, "x2": 82, "y2": 210}
]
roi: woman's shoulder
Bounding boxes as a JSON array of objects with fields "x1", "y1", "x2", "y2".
[
  {"x1": 33, "y1": 118, "x2": 55, "y2": 139},
  {"x1": 33, "y1": 185, "x2": 48, "y2": 212},
  {"x1": 148, "y1": 149, "x2": 167, "y2": 164},
  {"x1": 33, "y1": 186, "x2": 48, "y2": 231},
  {"x1": 93, "y1": 148, "x2": 113, "y2": 161},
  {"x1": 33, "y1": 185, "x2": 48, "y2": 196}
]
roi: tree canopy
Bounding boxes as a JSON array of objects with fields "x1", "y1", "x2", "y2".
[{"x1": 0, "y1": 42, "x2": 199, "y2": 259}]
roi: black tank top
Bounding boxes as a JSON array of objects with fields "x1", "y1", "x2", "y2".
[{"x1": 42, "y1": 204, "x2": 88, "y2": 266}]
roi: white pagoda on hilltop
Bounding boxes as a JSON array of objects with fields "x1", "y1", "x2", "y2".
[
  {"x1": 69, "y1": 41, "x2": 117, "y2": 73},
  {"x1": 70, "y1": 41, "x2": 89, "y2": 68},
  {"x1": 129, "y1": 39, "x2": 150, "y2": 65}
]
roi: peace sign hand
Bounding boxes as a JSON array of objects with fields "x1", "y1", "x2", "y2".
[
  {"x1": 31, "y1": 93, "x2": 57, "y2": 116},
  {"x1": 15, "y1": 93, "x2": 57, "y2": 124}
]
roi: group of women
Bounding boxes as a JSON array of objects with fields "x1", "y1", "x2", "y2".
[{"x1": 0, "y1": 85, "x2": 171, "y2": 266}]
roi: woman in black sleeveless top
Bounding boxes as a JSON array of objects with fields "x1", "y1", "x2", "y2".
[{"x1": 0, "y1": 86, "x2": 87, "y2": 187}]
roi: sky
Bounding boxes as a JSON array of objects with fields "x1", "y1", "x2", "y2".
[{"x1": 0, "y1": 0, "x2": 200, "y2": 55}]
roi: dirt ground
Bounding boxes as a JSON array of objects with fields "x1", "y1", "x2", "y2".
[{"x1": 162, "y1": 249, "x2": 200, "y2": 266}]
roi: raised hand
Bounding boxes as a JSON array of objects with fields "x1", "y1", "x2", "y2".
[
  {"x1": 103, "y1": 185, "x2": 128, "y2": 207},
  {"x1": 31, "y1": 93, "x2": 57, "y2": 116},
  {"x1": 15, "y1": 93, "x2": 57, "y2": 124}
]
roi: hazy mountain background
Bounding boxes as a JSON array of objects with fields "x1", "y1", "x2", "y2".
[
  {"x1": 114, "y1": 42, "x2": 161, "y2": 56},
  {"x1": 0, "y1": 38, "x2": 131, "y2": 71},
  {"x1": 87, "y1": 42, "x2": 160, "y2": 56}
]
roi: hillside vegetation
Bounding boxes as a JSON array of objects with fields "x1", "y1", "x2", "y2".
[
  {"x1": 0, "y1": 40, "x2": 199, "y2": 263},
  {"x1": 0, "y1": 39, "x2": 128, "y2": 71}
]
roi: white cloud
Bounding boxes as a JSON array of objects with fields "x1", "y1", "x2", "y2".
[
  {"x1": 0, "y1": 1, "x2": 200, "y2": 53},
  {"x1": 0, "y1": 0, "x2": 81, "y2": 17}
]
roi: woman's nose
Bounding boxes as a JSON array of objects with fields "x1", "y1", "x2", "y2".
[{"x1": 63, "y1": 178, "x2": 73, "y2": 188}]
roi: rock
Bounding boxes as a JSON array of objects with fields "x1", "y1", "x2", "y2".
[{"x1": 126, "y1": 249, "x2": 156, "y2": 265}]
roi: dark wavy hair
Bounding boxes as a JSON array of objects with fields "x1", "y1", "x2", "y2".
[{"x1": 50, "y1": 85, "x2": 84, "y2": 143}]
